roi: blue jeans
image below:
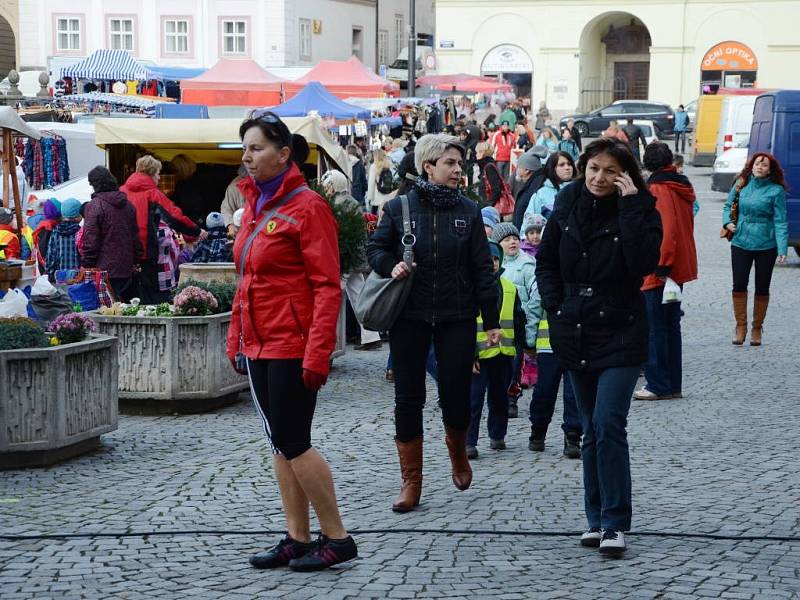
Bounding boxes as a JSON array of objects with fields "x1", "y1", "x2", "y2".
[
  {"x1": 467, "y1": 355, "x2": 513, "y2": 447},
  {"x1": 387, "y1": 343, "x2": 438, "y2": 382},
  {"x1": 569, "y1": 366, "x2": 640, "y2": 531},
  {"x1": 643, "y1": 288, "x2": 683, "y2": 396},
  {"x1": 529, "y1": 353, "x2": 582, "y2": 436}
]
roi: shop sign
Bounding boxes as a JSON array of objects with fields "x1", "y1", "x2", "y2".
[
  {"x1": 702, "y1": 41, "x2": 758, "y2": 71},
  {"x1": 439, "y1": 40, "x2": 455, "y2": 49},
  {"x1": 481, "y1": 44, "x2": 533, "y2": 74}
]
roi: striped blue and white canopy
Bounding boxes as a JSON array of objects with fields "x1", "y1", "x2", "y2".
[{"x1": 62, "y1": 49, "x2": 151, "y2": 81}]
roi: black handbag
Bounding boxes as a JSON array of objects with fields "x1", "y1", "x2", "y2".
[{"x1": 354, "y1": 195, "x2": 415, "y2": 331}]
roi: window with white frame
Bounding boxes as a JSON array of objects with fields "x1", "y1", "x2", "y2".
[
  {"x1": 109, "y1": 18, "x2": 134, "y2": 51},
  {"x1": 379, "y1": 30, "x2": 388, "y2": 66},
  {"x1": 394, "y1": 14, "x2": 404, "y2": 56},
  {"x1": 56, "y1": 17, "x2": 81, "y2": 52},
  {"x1": 222, "y1": 20, "x2": 247, "y2": 54},
  {"x1": 164, "y1": 19, "x2": 189, "y2": 54},
  {"x1": 299, "y1": 19, "x2": 311, "y2": 61}
]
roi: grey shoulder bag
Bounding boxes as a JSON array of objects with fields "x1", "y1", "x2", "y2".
[{"x1": 354, "y1": 194, "x2": 415, "y2": 332}]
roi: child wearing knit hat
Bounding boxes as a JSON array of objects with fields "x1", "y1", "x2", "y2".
[
  {"x1": 521, "y1": 214, "x2": 547, "y2": 258},
  {"x1": 481, "y1": 206, "x2": 500, "y2": 237},
  {"x1": 45, "y1": 198, "x2": 82, "y2": 278}
]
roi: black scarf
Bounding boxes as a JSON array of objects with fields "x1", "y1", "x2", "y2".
[
  {"x1": 648, "y1": 166, "x2": 691, "y2": 187},
  {"x1": 413, "y1": 176, "x2": 463, "y2": 208}
]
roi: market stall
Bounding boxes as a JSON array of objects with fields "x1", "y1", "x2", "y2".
[
  {"x1": 270, "y1": 82, "x2": 371, "y2": 121},
  {"x1": 180, "y1": 59, "x2": 283, "y2": 107},
  {"x1": 61, "y1": 49, "x2": 162, "y2": 96},
  {"x1": 284, "y1": 57, "x2": 398, "y2": 99}
]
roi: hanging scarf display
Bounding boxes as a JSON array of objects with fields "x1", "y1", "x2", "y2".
[{"x1": 18, "y1": 137, "x2": 69, "y2": 189}]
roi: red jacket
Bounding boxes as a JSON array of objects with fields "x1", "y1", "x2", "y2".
[
  {"x1": 120, "y1": 172, "x2": 199, "y2": 260},
  {"x1": 0, "y1": 224, "x2": 20, "y2": 259},
  {"x1": 226, "y1": 164, "x2": 341, "y2": 377},
  {"x1": 642, "y1": 167, "x2": 698, "y2": 291},
  {"x1": 491, "y1": 130, "x2": 518, "y2": 162}
]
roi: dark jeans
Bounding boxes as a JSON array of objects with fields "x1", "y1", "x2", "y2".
[
  {"x1": 386, "y1": 343, "x2": 438, "y2": 381},
  {"x1": 467, "y1": 354, "x2": 513, "y2": 447},
  {"x1": 496, "y1": 160, "x2": 510, "y2": 183},
  {"x1": 529, "y1": 352, "x2": 581, "y2": 435},
  {"x1": 731, "y1": 245, "x2": 778, "y2": 296},
  {"x1": 389, "y1": 318, "x2": 476, "y2": 442},
  {"x1": 674, "y1": 131, "x2": 687, "y2": 153},
  {"x1": 643, "y1": 287, "x2": 683, "y2": 396},
  {"x1": 138, "y1": 260, "x2": 171, "y2": 305},
  {"x1": 569, "y1": 366, "x2": 640, "y2": 531},
  {"x1": 109, "y1": 277, "x2": 136, "y2": 303}
]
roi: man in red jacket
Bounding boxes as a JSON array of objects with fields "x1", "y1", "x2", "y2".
[
  {"x1": 490, "y1": 120, "x2": 518, "y2": 183},
  {"x1": 635, "y1": 142, "x2": 698, "y2": 401}
]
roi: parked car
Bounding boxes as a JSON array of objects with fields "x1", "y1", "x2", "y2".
[
  {"x1": 633, "y1": 119, "x2": 658, "y2": 147},
  {"x1": 712, "y1": 147, "x2": 748, "y2": 193},
  {"x1": 715, "y1": 95, "x2": 756, "y2": 159},
  {"x1": 560, "y1": 100, "x2": 675, "y2": 138},
  {"x1": 748, "y1": 90, "x2": 800, "y2": 256},
  {"x1": 386, "y1": 46, "x2": 436, "y2": 90}
]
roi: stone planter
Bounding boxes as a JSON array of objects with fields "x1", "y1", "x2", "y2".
[
  {"x1": 179, "y1": 263, "x2": 238, "y2": 286},
  {"x1": 0, "y1": 334, "x2": 119, "y2": 469},
  {"x1": 91, "y1": 312, "x2": 248, "y2": 414}
]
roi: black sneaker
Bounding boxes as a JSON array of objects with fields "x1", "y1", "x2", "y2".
[
  {"x1": 563, "y1": 433, "x2": 581, "y2": 459},
  {"x1": 528, "y1": 430, "x2": 545, "y2": 452},
  {"x1": 507, "y1": 398, "x2": 519, "y2": 419},
  {"x1": 489, "y1": 439, "x2": 506, "y2": 450},
  {"x1": 288, "y1": 535, "x2": 358, "y2": 572},
  {"x1": 580, "y1": 527, "x2": 602, "y2": 548},
  {"x1": 249, "y1": 535, "x2": 315, "y2": 569},
  {"x1": 466, "y1": 445, "x2": 479, "y2": 459},
  {"x1": 599, "y1": 530, "x2": 626, "y2": 556}
]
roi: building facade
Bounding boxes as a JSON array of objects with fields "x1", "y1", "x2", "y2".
[
  {"x1": 15, "y1": 0, "x2": 434, "y2": 74},
  {"x1": 435, "y1": 0, "x2": 800, "y2": 111},
  {"x1": 0, "y1": 0, "x2": 18, "y2": 76}
]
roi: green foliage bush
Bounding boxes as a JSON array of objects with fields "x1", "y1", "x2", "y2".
[{"x1": 0, "y1": 317, "x2": 50, "y2": 351}]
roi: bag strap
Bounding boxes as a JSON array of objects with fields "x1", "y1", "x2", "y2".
[
  {"x1": 399, "y1": 194, "x2": 415, "y2": 266},
  {"x1": 238, "y1": 185, "x2": 308, "y2": 278}
]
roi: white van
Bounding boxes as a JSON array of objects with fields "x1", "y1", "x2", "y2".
[
  {"x1": 386, "y1": 46, "x2": 436, "y2": 89},
  {"x1": 714, "y1": 95, "x2": 756, "y2": 158}
]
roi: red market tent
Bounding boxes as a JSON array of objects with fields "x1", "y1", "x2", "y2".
[
  {"x1": 435, "y1": 78, "x2": 513, "y2": 93},
  {"x1": 180, "y1": 59, "x2": 283, "y2": 106},
  {"x1": 417, "y1": 73, "x2": 496, "y2": 86},
  {"x1": 284, "y1": 57, "x2": 397, "y2": 99}
]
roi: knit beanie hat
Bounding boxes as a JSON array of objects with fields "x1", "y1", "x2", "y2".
[
  {"x1": 233, "y1": 208, "x2": 245, "y2": 228},
  {"x1": 206, "y1": 212, "x2": 225, "y2": 229},
  {"x1": 43, "y1": 199, "x2": 62, "y2": 221},
  {"x1": 491, "y1": 222, "x2": 520, "y2": 244},
  {"x1": 523, "y1": 214, "x2": 547, "y2": 234},
  {"x1": 0, "y1": 207, "x2": 12, "y2": 225},
  {"x1": 61, "y1": 198, "x2": 81, "y2": 219},
  {"x1": 488, "y1": 240, "x2": 503, "y2": 267},
  {"x1": 481, "y1": 206, "x2": 500, "y2": 230}
]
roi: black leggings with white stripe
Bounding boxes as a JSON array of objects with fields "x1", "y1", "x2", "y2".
[{"x1": 246, "y1": 358, "x2": 317, "y2": 460}]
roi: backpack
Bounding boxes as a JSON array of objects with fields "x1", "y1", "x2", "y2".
[{"x1": 377, "y1": 167, "x2": 395, "y2": 194}]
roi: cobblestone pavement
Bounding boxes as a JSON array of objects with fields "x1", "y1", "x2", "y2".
[{"x1": 2, "y1": 166, "x2": 799, "y2": 599}]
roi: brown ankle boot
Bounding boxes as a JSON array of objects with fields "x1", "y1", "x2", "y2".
[
  {"x1": 732, "y1": 292, "x2": 748, "y2": 345},
  {"x1": 392, "y1": 437, "x2": 423, "y2": 512},
  {"x1": 750, "y1": 295, "x2": 769, "y2": 346},
  {"x1": 444, "y1": 425, "x2": 473, "y2": 491}
]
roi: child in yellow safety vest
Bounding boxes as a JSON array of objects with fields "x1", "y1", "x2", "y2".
[{"x1": 466, "y1": 241, "x2": 531, "y2": 459}]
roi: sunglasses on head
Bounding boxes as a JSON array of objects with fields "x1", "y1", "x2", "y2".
[{"x1": 249, "y1": 110, "x2": 291, "y2": 146}]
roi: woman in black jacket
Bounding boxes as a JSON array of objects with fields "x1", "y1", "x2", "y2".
[
  {"x1": 535, "y1": 138, "x2": 662, "y2": 556},
  {"x1": 367, "y1": 134, "x2": 501, "y2": 513}
]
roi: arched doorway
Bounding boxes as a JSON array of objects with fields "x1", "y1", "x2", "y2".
[
  {"x1": 700, "y1": 41, "x2": 758, "y2": 94},
  {"x1": 0, "y1": 16, "x2": 15, "y2": 78},
  {"x1": 481, "y1": 44, "x2": 533, "y2": 97},
  {"x1": 579, "y1": 13, "x2": 651, "y2": 111}
]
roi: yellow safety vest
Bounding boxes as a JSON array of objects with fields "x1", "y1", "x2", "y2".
[
  {"x1": 536, "y1": 312, "x2": 551, "y2": 352},
  {"x1": 0, "y1": 229, "x2": 16, "y2": 260},
  {"x1": 476, "y1": 277, "x2": 517, "y2": 359}
]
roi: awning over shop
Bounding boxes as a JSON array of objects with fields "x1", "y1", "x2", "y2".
[
  {"x1": 180, "y1": 59, "x2": 283, "y2": 106},
  {"x1": 269, "y1": 82, "x2": 370, "y2": 120},
  {"x1": 434, "y1": 78, "x2": 513, "y2": 93},
  {"x1": 285, "y1": 56, "x2": 397, "y2": 99},
  {"x1": 146, "y1": 66, "x2": 207, "y2": 81},
  {"x1": 94, "y1": 116, "x2": 351, "y2": 177},
  {"x1": 62, "y1": 49, "x2": 151, "y2": 81}
]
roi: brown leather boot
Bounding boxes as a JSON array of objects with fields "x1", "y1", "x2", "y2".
[
  {"x1": 732, "y1": 291, "x2": 748, "y2": 345},
  {"x1": 750, "y1": 295, "x2": 769, "y2": 346},
  {"x1": 444, "y1": 425, "x2": 473, "y2": 491},
  {"x1": 391, "y1": 437, "x2": 423, "y2": 512}
]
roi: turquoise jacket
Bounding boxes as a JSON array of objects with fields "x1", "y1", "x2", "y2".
[
  {"x1": 535, "y1": 135, "x2": 559, "y2": 156},
  {"x1": 723, "y1": 176, "x2": 788, "y2": 255},
  {"x1": 500, "y1": 250, "x2": 539, "y2": 347},
  {"x1": 523, "y1": 179, "x2": 567, "y2": 220}
]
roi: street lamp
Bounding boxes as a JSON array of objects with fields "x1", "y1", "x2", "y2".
[{"x1": 407, "y1": 0, "x2": 415, "y2": 97}]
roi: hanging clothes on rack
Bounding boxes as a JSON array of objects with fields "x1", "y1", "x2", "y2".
[{"x1": 19, "y1": 136, "x2": 69, "y2": 189}]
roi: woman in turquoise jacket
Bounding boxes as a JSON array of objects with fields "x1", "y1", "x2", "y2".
[
  {"x1": 722, "y1": 152, "x2": 788, "y2": 346},
  {"x1": 523, "y1": 152, "x2": 576, "y2": 220}
]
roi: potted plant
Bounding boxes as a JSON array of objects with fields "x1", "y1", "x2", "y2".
[{"x1": 0, "y1": 316, "x2": 118, "y2": 469}]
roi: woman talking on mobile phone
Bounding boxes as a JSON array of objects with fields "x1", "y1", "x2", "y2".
[{"x1": 535, "y1": 138, "x2": 662, "y2": 556}]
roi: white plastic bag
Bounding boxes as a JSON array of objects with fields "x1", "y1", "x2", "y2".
[
  {"x1": 0, "y1": 288, "x2": 30, "y2": 318},
  {"x1": 31, "y1": 275, "x2": 58, "y2": 297},
  {"x1": 662, "y1": 277, "x2": 683, "y2": 304}
]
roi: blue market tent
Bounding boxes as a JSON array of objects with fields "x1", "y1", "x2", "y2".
[
  {"x1": 147, "y1": 66, "x2": 207, "y2": 81},
  {"x1": 270, "y1": 81, "x2": 370, "y2": 121},
  {"x1": 154, "y1": 103, "x2": 209, "y2": 119},
  {"x1": 62, "y1": 49, "x2": 151, "y2": 80}
]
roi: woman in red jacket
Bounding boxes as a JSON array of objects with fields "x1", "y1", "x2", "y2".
[
  {"x1": 634, "y1": 142, "x2": 698, "y2": 401},
  {"x1": 120, "y1": 155, "x2": 205, "y2": 303},
  {"x1": 227, "y1": 112, "x2": 356, "y2": 572}
]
